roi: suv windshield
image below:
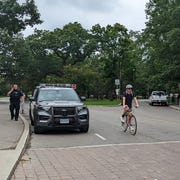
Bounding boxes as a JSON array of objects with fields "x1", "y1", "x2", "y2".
[{"x1": 38, "y1": 89, "x2": 80, "y2": 101}]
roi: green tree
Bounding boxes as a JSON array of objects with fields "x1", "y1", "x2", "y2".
[
  {"x1": 0, "y1": 32, "x2": 37, "y2": 94},
  {"x1": 0, "y1": 0, "x2": 42, "y2": 94},
  {"x1": 0, "y1": 0, "x2": 42, "y2": 35},
  {"x1": 24, "y1": 22, "x2": 102, "y2": 95},
  {"x1": 90, "y1": 23, "x2": 132, "y2": 95},
  {"x1": 47, "y1": 22, "x2": 91, "y2": 66},
  {"x1": 142, "y1": 0, "x2": 180, "y2": 92},
  {"x1": 25, "y1": 29, "x2": 62, "y2": 88}
]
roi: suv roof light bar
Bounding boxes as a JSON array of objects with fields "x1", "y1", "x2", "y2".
[{"x1": 39, "y1": 83, "x2": 72, "y2": 88}]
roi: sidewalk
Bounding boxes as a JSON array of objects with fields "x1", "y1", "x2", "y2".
[
  {"x1": 170, "y1": 104, "x2": 180, "y2": 111},
  {"x1": 0, "y1": 100, "x2": 30, "y2": 180}
]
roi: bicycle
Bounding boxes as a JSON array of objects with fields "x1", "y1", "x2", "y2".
[{"x1": 121, "y1": 108, "x2": 137, "y2": 135}]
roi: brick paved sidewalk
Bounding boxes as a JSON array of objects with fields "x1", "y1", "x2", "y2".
[{"x1": 12, "y1": 142, "x2": 180, "y2": 180}]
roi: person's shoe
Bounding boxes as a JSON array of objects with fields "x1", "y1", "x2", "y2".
[
  {"x1": 11, "y1": 116, "x2": 14, "y2": 120},
  {"x1": 15, "y1": 118, "x2": 18, "y2": 121},
  {"x1": 120, "y1": 116, "x2": 125, "y2": 123},
  {"x1": 22, "y1": 110, "x2": 24, "y2": 114},
  {"x1": 130, "y1": 126, "x2": 135, "y2": 133}
]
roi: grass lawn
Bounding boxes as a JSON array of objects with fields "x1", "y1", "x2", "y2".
[{"x1": 84, "y1": 98, "x2": 121, "y2": 106}]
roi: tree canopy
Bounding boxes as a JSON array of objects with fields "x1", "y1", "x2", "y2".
[
  {"x1": 0, "y1": 0, "x2": 179, "y2": 98},
  {"x1": 0, "y1": 0, "x2": 42, "y2": 35},
  {"x1": 140, "y1": 0, "x2": 180, "y2": 92}
]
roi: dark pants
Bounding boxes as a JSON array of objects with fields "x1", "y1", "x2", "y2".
[{"x1": 9, "y1": 102, "x2": 20, "y2": 120}]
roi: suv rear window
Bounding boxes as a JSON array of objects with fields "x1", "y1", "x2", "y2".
[{"x1": 152, "y1": 91, "x2": 165, "y2": 96}]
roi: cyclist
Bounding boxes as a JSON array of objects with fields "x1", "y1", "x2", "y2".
[{"x1": 121, "y1": 84, "x2": 139, "y2": 123}]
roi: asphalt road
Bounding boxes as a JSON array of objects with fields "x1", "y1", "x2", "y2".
[{"x1": 24, "y1": 100, "x2": 180, "y2": 149}]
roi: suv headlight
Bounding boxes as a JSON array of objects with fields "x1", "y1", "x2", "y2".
[
  {"x1": 38, "y1": 105, "x2": 51, "y2": 112},
  {"x1": 77, "y1": 106, "x2": 88, "y2": 115}
]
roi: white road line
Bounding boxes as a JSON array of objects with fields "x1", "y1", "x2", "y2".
[
  {"x1": 30, "y1": 140, "x2": 180, "y2": 151},
  {"x1": 94, "y1": 133, "x2": 106, "y2": 141}
]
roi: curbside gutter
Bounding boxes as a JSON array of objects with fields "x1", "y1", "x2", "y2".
[
  {"x1": 0, "y1": 114, "x2": 30, "y2": 180},
  {"x1": 170, "y1": 105, "x2": 180, "y2": 111}
]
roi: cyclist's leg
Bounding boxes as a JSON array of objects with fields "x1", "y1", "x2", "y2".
[
  {"x1": 121, "y1": 114, "x2": 128, "y2": 132},
  {"x1": 126, "y1": 109, "x2": 132, "y2": 125},
  {"x1": 121, "y1": 109, "x2": 126, "y2": 123},
  {"x1": 121, "y1": 105, "x2": 129, "y2": 122}
]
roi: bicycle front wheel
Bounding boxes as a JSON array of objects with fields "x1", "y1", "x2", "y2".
[{"x1": 129, "y1": 115, "x2": 137, "y2": 135}]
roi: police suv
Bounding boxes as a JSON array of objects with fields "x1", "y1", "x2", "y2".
[{"x1": 29, "y1": 84, "x2": 89, "y2": 134}]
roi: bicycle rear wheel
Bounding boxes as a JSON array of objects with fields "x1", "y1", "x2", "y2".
[
  {"x1": 121, "y1": 116, "x2": 128, "y2": 132},
  {"x1": 129, "y1": 115, "x2": 137, "y2": 135}
]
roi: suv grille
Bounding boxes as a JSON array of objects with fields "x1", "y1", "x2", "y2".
[{"x1": 53, "y1": 107, "x2": 76, "y2": 116}]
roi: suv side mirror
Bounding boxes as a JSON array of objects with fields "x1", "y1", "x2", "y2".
[
  {"x1": 28, "y1": 95, "x2": 35, "y2": 101},
  {"x1": 81, "y1": 96, "x2": 86, "y2": 101}
]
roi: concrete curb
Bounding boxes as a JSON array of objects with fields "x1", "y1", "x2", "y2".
[
  {"x1": 0, "y1": 100, "x2": 9, "y2": 104},
  {"x1": 0, "y1": 114, "x2": 30, "y2": 180},
  {"x1": 170, "y1": 105, "x2": 180, "y2": 111}
]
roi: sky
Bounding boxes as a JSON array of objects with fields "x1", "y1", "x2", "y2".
[{"x1": 20, "y1": 0, "x2": 149, "y2": 36}]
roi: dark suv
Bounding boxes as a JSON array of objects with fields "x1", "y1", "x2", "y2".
[{"x1": 29, "y1": 84, "x2": 89, "y2": 134}]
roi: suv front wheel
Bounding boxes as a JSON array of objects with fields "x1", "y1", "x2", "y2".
[
  {"x1": 34, "y1": 122, "x2": 44, "y2": 134},
  {"x1": 29, "y1": 109, "x2": 34, "y2": 125},
  {"x1": 80, "y1": 125, "x2": 89, "y2": 133}
]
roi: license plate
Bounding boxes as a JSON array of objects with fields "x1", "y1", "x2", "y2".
[{"x1": 60, "y1": 118, "x2": 69, "y2": 124}]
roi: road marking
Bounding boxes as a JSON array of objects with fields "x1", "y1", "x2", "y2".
[
  {"x1": 30, "y1": 140, "x2": 180, "y2": 150},
  {"x1": 94, "y1": 133, "x2": 106, "y2": 141}
]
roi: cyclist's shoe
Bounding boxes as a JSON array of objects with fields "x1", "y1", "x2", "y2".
[
  {"x1": 120, "y1": 116, "x2": 125, "y2": 123},
  {"x1": 130, "y1": 126, "x2": 135, "y2": 133}
]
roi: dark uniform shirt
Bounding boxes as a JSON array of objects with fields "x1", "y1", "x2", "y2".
[
  {"x1": 123, "y1": 92, "x2": 136, "y2": 109},
  {"x1": 10, "y1": 90, "x2": 23, "y2": 103}
]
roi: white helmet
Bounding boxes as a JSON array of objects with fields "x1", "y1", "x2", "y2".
[{"x1": 126, "y1": 84, "x2": 133, "y2": 89}]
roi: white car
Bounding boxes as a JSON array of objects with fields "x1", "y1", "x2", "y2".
[{"x1": 149, "y1": 91, "x2": 168, "y2": 106}]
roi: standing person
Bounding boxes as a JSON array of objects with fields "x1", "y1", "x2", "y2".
[
  {"x1": 121, "y1": 84, "x2": 139, "y2": 122},
  {"x1": 20, "y1": 92, "x2": 25, "y2": 114},
  {"x1": 7, "y1": 84, "x2": 24, "y2": 121}
]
